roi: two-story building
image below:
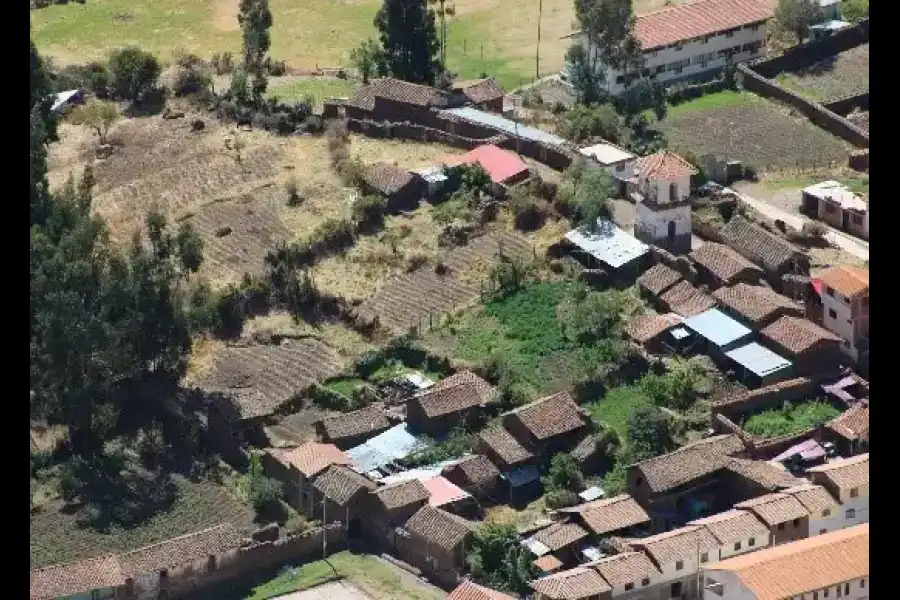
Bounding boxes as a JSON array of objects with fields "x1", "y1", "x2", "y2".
[
  {"x1": 781, "y1": 483, "x2": 842, "y2": 537},
  {"x1": 801, "y1": 181, "x2": 869, "y2": 240},
  {"x1": 733, "y1": 492, "x2": 810, "y2": 545},
  {"x1": 817, "y1": 266, "x2": 869, "y2": 361},
  {"x1": 806, "y1": 453, "x2": 869, "y2": 529},
  {"x1": 565, "y1": 0, "x2": 774, "y2": 96},
  {"x1": 589, "y1": 552, "x2": 663, "y2": 600},
  {"x1": 627, "y1": 525, "x2": 722, "y2": 600},
  {"x1": 630, "y1": 151, "x2": 699, "y2": 255},
  {"x1": 688, "y1": 509, "x2": 772, "y2": 560}
]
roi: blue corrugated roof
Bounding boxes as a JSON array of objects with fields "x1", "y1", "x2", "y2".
[
  {"x1": 726, "y1": 342, "x2": 792, "y2": 377},
  {"x1": 503, "y1": 465, "x2": 541, "y2": 487},
  {"x1": 347, "y1": 423, "x2": 424, "y2": 473},
  {"x1": 683, "y1": 308, "x2": 752, "y2": 347},
  {"x1": 441, "y1": 107, "x2": 568, "y2": 147}
]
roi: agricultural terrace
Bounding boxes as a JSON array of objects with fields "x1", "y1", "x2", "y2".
[
  {"x1": 655, "y1": 91, "x2": 853, "y2": 170},
  {"x1": 775, "y1": 43, "x2": 869, "y2": 103},
  {"x1": 32, "y1": 0, "x2": 695, "y2": 91}
]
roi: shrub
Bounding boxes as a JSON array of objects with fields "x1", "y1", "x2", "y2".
[
  {"x1": 285, "y1": 178, "x2": 301, "y2": 206},
  {"x1": 545, "y1": 489, "x2": 580, "y2": 509},
  {"x1": 508, "y1": 188, "x2": 548, "y2": 231},
  {"x1": 57, "y1": 62, "x2": 110, "y2": 98},
  {"x1": 173, "y1": 64, "x2": 212, "y2": 97},
  {"x1": 355, "y1": 349, "x2": 388, "y2": 378},
  {"x1": 801, "y1": 220, "x2": 828, "y2": 241},
  {"x1": 211, "y1": 52, "x2": 235, "y2": 75},
  {"x1": 248, "y1": 454, "x2": 285, "y2": 517},
  {"x1": 743, "y1": 164, "x2": 758, "y2": 181},
  {"x1": 308, "y1": 218, "x2": 356, "y2": 257},
  {"x1": 108, "y1": 47, "x2": 161, "y2": 102},
  {"x1": 351, "y1": 195, "x2": 387, "y2": 231},
  {"x1": 405, "y1": 252, "x2": 430, "y2": 272},
  {"x1": 266, "y1": 59, "x2": 288, "y2": 76},
  {"x1": 556, "y1": 104, "x2": 621, "y2": 144}
]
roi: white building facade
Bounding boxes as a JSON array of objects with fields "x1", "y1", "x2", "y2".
[
  {"x1": 566, "y1": 0, "x2": 773, "y2": 96},
  {"x1": 817, "y1": 267, "x2": 869, "y2": 361},
  {"x1": 630, "y1": 151, "x2": 698, "y2": 254}
]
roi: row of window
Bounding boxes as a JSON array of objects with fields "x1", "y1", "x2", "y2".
[
  {"x1": 645, "y1": 22, "x2": 763, "y2": 56},
  {"x1": 805, "y1": 579, "x2": 866, "y2": 599},
  {"x1": 622, "y1": 577, "x2": 652, "y2": 591}
]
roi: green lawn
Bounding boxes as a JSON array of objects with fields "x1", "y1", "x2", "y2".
[
  {"x1": 586, "y1": 385, "x2": 652, "y2": 441},
  {"x1": 267, "y1": 77, "x2": 358, "y2": 109},
  {"x1": 742, "y1": 400, "x2": 841, "y2": 438},
  {"x1": 198, "y1": 551, "x2": 445, "y2": 600},
  {"x1": 665, "y1": 90, "x2": 755, "y2": 118},
  {"x1": 761, "y1": 171, "x2": 869, "y2": 195}
]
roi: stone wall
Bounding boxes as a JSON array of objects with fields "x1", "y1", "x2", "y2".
[
  {"x1": 849, "y1": 149, "x2": 869, "y2": 172},
  {"x1": 822, "y1": 92, "x2": 869, "y2": 117},
  {"x1": 749, "y1": 19, "x2": 869, "y2": 77},
  {"x1": 711, "y1": 377, "x2": 818, "y2": 421},
  {"x1": 738, "y1": 64, "x2": 869, "y2": 148},
  {"x1": 346, "y1": 118, "x2": 506, "y2": 150}
]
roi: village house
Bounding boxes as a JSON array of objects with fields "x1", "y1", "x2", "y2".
[
  {"x1": 688, "y1": 509, "x2": 771, "y2": 560},
  {"x1": 478, "y1": 425, "x2": 535, "y2": 472},
  {"x1": 365, "y1": 478, "x2": 431, "y2": 544},
  {"x1": 578, "y1": 142, "x2": 637, "y2": 194},
  {"x1": 624, "y1": 312, "x2": 684, "y2": 353},
  {"x1": 680, "y1": 308, "x2": 754, "y2": 363},
  {"x1": 734, "y1": 492, "x2": 810, "y2": 545},
  {"x1": 31, "y1": 555, "x2": 126, "y2": 600},
  {"x1": 263, "y1": 442, "x2": 350, "y2": 511},
  {"x1": 817, "y1": 266, "x2": 869, "y2": 361},
  {"x1": 802, "y1": 180, "x2": 869, "y2": 240},
  {"x1": 806, "y1": 453, "x2": 869, "y2": 528},
  {"x1": 712, "y1": 283, "x2": 804, "y2": 330},
  {"x1": 759, "y1": 315, "x2": 844, "y2": 376},
  {"x1": 527, "y1": 521, "x2": 592, "y2": 568},
  {"x1": 719, "y1": 217, "x2": 807, "y2": 278},
  {"x1": 396, "y1": 504, "x2": 475, "y2": 586},
  {"x1": 636, "y1": 263, "x2": 683, "y2": 300},
  {"x1": 722, "y1": 341, "x2": 793, "y2": 388},
  {"x1": 531, "y1": 566, "x2": 613, "y2": 600},
  {"x1": 441, "y1": 454, "x2": 501, "y2": 500},
  {"x1": 589, "y1": 552, "x2": 663, "y2": 600},
  {"x1": 627, "y1": 525, "x2": 722, "y2": 600},
  {"x1": 562, "y1": 219, "x2": 651, "y2": 278},
  {"x1": 658, "y1": 280, "x2": 717, "y2": 318},
  {"x1": 630, "y1": 151, "x2": 699, "y2": 254},
  {"x1": 359, "y1": 163, "x2": 425, "y2": 212},
  {"x1": 823, "y1": 401, "x2": 869, "y2": 456},
  {"x1": 406, "y1": 370, "x2": 496, "y2": 436},
  {"x1": 447, "y1": 579, "x2": 517, "y2": 600},
  {"x1": 451, "y1": 78, "x2": 506, "y2": 112},
  {"x1": 422, "y1": 475, "x2": 479, "y2": 517},
  {"x1": 559, "y1": 494, "x2": 652, "y2": 542},
  {"x1": 566, "y1": 0, "x2": 772, "y2": 96},
  {"x1": 781, "y1": 483, "x2": 841, "y2": 537},
  {"x1": 700, "y1": 523, "x2": 869, "y2": 600},
  {"x1": 689, "y1": 243, "x2": 765, "y2": 290},
  {"x1": 315, "y1": 405, "x2": 392, "y2": 450},
  {"x1": 342, "y1": 77, "x2": 457, "y2": 122},
  {"x1": 443, "y1": 144, "x2": 531, "y2": 194},
  {"x1": 501, "y1": 392, "x2": 590, "y2": 461},
  {"x1": 310, "y1": 464, "x2": 377, "y2": 538}
]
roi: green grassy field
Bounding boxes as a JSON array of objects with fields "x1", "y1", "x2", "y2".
[
  {"x1": 267, "y1": 77, "x2": 358, "y2": 109},
  {"x1": 742, "y1": 400, "x2": 841, "y2": 438}
]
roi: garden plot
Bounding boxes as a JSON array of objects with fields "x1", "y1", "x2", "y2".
[
  {"x1": 657, "y1": 92, "x2": 853, "y2": 170},
  {"x1": 775, "y1": 43, "x2": 869, "y2": 102}
]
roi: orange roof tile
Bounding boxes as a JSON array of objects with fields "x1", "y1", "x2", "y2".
[
  {"x1": 270, "y1": 442, "x2": 350, "y2": 478},
  {"x1": 31, "y1": 556, "x2": 125, "y2": 600},
  {"x1": 819, "y1": 266, "x2": 869, "y2": 298},
  {"x1": 448, "y1": 580, "x2": 517, "y2": 600},
  {"x1": 807, "y1": 453, "x2": 869, "y2": 490},
  {"x1": 533, "y1": 554, "x2": 565, "y2": 573},
  {"x1": 634, "y1": 0, "x2": 774, "y2": 50},
  {"x1": 634, "y1": 150, "x2": 698, "y2": 180},
  {"x1": 705, "y1": 524, "x2": 869, "y2": 600},
  {"x1": 531, "y1": 567, "x2": 612, "y2": 599}
]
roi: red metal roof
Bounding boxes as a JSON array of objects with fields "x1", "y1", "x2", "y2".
[
  {"x1": 811, "y1": 278, "x2": 822, "y2": 296},
  {"x1": 422, "y1": 475, "x2": 471, "y2": 507},
  {"x1": 443, "y1": 145, "x2": 529, "y2": 185}
]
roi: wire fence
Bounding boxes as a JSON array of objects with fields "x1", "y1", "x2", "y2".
[{"x1": 759, "y1": 159, "x2": 849, "y2": 176}]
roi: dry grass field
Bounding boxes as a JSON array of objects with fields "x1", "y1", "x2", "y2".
[{"x1": 775, "y1": 43, "x2": 869, "y2": 103}]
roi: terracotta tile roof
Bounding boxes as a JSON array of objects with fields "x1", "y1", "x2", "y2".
[
  {"x1": 634, "y1": 150, "x2": 698, "y2": 180},
  {"x1": 346, "y1": 77, "x2": 448, "y2": 110},
  {"x1": 761, "y1": 315, "x2": 842, "y2": 355},
  {"x1": 318, "y1": 405, "x2": 391, "y2": 443},
  {"x1": 560, "y1": 494, "x2": 650, "y2": 536},
  {"x1": 404, "y1": 505, "x2": 474, "y2": 550},
  {"x1": 269, "y1": 442, "x2": 350, "y2": 478},
  {"x1": 725, "y1": 457, "x2": 802, "y2": 490},
  {"x1": 637, "y1": 263, "x2": 683, "y2": 296},
  {"x1": 312, "y1": 464, "x2": 376, "y2": 506},
  {"x1": 531, "y1": 566, "x2": 612, "y2": 599},
  {"x1": 504, "y1": 392, "x2": 585, "y2": 441},
  {"x1": 533, "y1": 554, "x2": 565, "y2": 573},
  {"x1": 479, "y1": 426, "x2": 534, "y2": 468},
  {"x1": 690, "y1": 242, "x2": 764, "y2": 285},
  {"x1": 689, "y1": 509, "x2": 770, "y2": 545},
  {"x1": 626, "y1": 313, "x2": 682, "y2": 344},
  {"x1": 448, "y1": 580, "x2": 516, "y2": 600},
  {"x1": 629, "y1": 525, "x2": 720, "y2": 566},
  {"x1": 532, "y1": 522, "x2": 590, "y2": 551},
  {"x1": 570, "y1": 434, "x2": 599, "y2": 462},
  {"x1": 445, "y1": 454, "x2": 500, "y2": 487},
  {"x1": 706, "y1": 524, "x2": 869, "y2": 600},
  {"x1": 633, "y1": 0, "x2": 773, "y2": 50},
  {"x1": 453, "y1": 78, "x2": 505, "y2": 104},
  {"x1": 412, "y1": 370, "x2": 496, "y2": 419},
  {"x1": 735, "y1": 492, "x2": 809, "y2": 526},
  {"x1": 659, "y1": 280, "x2": 717, "y2": 318},
  {"x1": 362, "y1": 163, "x2": 418, "y2": 196},
  {"x1": 713, "y1": 283, "x2": 802, "y2": 326},
  {"x1": 588, "y1": 552, "x2": 660, "y2": 587},
  {"x1": 818, "y1": 266, "x2": 869, "y2": 298},
  {"x1": 118, "y1": 524, "x2": 245, "y2": 577},
  {"x1": 720, "y1": 217, "x2": 801, "y2": 272},
  {"x1": 782, "y1": 484, "x2": 839, "y2": 514},
  {"x1": 826, "y1": 402, "x2": 869, "y2": 440},
  {"x1": 31, "y1": 555, "x2": 125, "y2": 600},
  {"x1": 807, "y1": 453, "x2": 869, "y2": 491},
  {"x1": 371, "y1": 478, "x2": 431, "y2": 511},
  {"x1": 630, "y1": 434, "x2": 746, "y2": 494}
]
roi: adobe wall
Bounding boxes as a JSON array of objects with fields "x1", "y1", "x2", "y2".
[
  {"x1": 749, "y1": 20, "x2": 869, "y2": 77},
  {"x1": 738, "y1": 65, "x2": 869, "y2": 149},
  {"x1": 711, "y1": 377, "x2": 818, "y2": 421},
  {"x1": 822, "y1": 92, "x2": 869, "y2": 117},
  {"x1": 346, "y1": 118, "x2": 506, "y2": 150}
]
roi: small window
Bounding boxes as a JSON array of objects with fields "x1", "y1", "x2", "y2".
[
  {"x1": 823, "y1": 588, "x2": 830, "y2": 598},
  {"x1": 837, "y1": 584, "x2": 843, "y2": 597},
  {"x1": 675, "y1": 43, "x2": 683, "y2": 51},
  {"x1": 846, "y1": 508, "x2": 856, "y2": 518},
  {"x1": 636, "y1": 476, "x2": 644, "y2": 486},
  {"x1": 862, "y1": 296, "x2": 869, "y2": 308},
  {"x1": 823, "y1": 508, "x2": 831, "y2": 517},
  {"x1": 861, "y1": 579, "x2": 866, "y2": 588},
  {"x1": 207, "y1": 555, "x2": 217, "y2": 571},
  {"x1": 792, "y1": 518, "x2": 800, "y2": 527},
  {"x1": 91, "y1": 592, "x2": 101, "y2": 600},
  {"x1": 726, "y1": 30, "x2": 734, "y2": 38},
  {"x1": 700, "y1": 552, "x2": 709, "y2": 563},
  {"x1": 676, "y1": 560, "x2": 684, "y2": 571},
  {"x1": 852, "y1": 214, "x2": 863, "y2": 225},
  {"x1": 615, "y1": 75, "x2": 624, "y2": 84},
  {"x1": 828, "y1": 309, "x2": 837, "y2": 319},
  {"x1": 625, "y1": 582, "x2": 635, "y2": 591},
  {"x1": 777, "y1": 523, "x2": 786, "y2": 531},
  {"x1": 748, "y1": 538, "x2": 755, "y2": 547},
  {"x1": 850, "y1": 488, "x2": 859, "y2": 498},
  {"x1": 825, "y1": 203, "x2": 837, "y2": 213},
  {"x1": 734, "y1": 541, "x2": 742, "y2": 551},
  {"x1": 642, "y1": 578, "x2": 651, "y2": 587},
  {"x1": 820, "y1": 529, "x2": 828, "y2": 535},
  {"x1": 813, "y1": 592, "x2": 819, "y2": 600}
]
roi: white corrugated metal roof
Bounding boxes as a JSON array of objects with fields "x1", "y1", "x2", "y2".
[
  {"x1": 440, "y1": 107, "x2": 568, "y2": 147},
  {"x1": 726, "y1": 342, "x2": 792, "y2": 377},
  {"x1": 564, "y1": 219, "x2": 649, "y2": 269},
  {"x1": 802, "y1": 181, "x2": 866, "y2": 211},
  {"x1": 579, "y1": 143, "x2": 635, "y2": 165}
]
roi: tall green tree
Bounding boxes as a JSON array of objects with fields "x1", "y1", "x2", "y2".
[
  {"x1": 775, "y1": 0, "x2": 823, "y2": 42},
  {"x1": 573, "y1": 0, "x2": 642, "y2": 94},
  {"x1": 108, "y1": 47, "x2": 161, "y2": 102},
  {"x1": 30, "y1": 40, "x2": 58, "y2": 141},
  {"x1": 374, "y1": 0, "x2": 443, "y2": 85},
  {"x1": 840, "y1": 0, "x2": 868, "y2": 22},
  {"x1": 624, "y1": 404, "x2": 675, "y2": 462},
  {"x1": 238, "y1": 0, "x2": 273, "y2": 103},
  {"x1": 466, "y1": 523, "x2": 537, "y2": 595}
]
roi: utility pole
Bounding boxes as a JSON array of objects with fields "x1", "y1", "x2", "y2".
[
  {"x1": 536, "y1": 0, "x2": 543, "y2": 79},
  {"x1": 322, "y1": 500, "x2": 328, "y2": 560}
]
